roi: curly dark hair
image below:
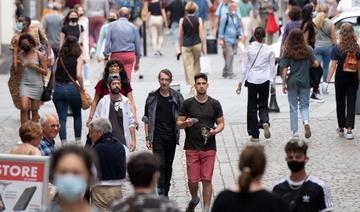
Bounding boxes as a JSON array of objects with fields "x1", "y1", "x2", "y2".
[
  {"x1": 102, "y1": 60, "x2": 130, "y2": 90},
  {"x1": 339, "y1": 23, "x2": 360, "y2": 54},
  {"x1": 283, "y1": 29, "x2": 311, "y2": 60},
  {"x1": 18, "y1": 33, "x2": 37, "y2": 50}
]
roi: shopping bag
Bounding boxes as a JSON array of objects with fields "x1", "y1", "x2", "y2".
[
  {"x1": 200, "y1": 56, "x2": 211, "y2": 75},
  {"x1": 266, "y1": 13, "x2": 279, "y2": 33}
]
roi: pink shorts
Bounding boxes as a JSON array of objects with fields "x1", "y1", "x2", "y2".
[{"x1": 186, "y1": 150, "x2": 216, "y2": 184}]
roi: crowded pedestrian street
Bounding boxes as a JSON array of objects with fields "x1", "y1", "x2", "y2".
[{"x1": 0, "y1": 0, "x2": 360, "y2": 211}]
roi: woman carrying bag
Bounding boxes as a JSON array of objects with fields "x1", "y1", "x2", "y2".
[
  {"x1": 53, "y1": 36, "x2": 84, "y2": 144},
  {"x1": 236, "y1": 27, "x2": 276, "y2": 141},
  {"x1": 325, "y1": 23, "x2": 360, "y2": 140}
]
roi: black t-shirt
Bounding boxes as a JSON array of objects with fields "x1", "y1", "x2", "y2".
[
  {"x1": 179, "y1": 97, "x2": 223, "y2": 151},
  {"x1": 155, "y1": 94, "x2": 175, "y2": 137},
  {"x1": 109, "y1": 100, "x2": 126, "y2": 146},
  {"x1": 167, "y1": 0, "x2": 185, "y2": 23},
  {"x1": 148, "y1": 1, "x2": 162, "y2": 16},
  {"x1": 331, "y1": 45, "x2": 360, "y2": 82},
  {"x1": 61, "y1": 24, "x2": 84, "y2": 40},
  {"x1": 212, "y1": 189, "x2": 290, "y2": 212},
  {"x1": 272, "y1": 176, "x2": 333, "y2": 212}
]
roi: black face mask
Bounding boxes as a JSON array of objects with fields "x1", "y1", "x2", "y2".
[
  {"x1": 69, "y1": 17, "x2": 78, "y2": 23},
  {"x1": 287, "y1": 161, "x2": 305, "y2": 173},
  {"x1": 108, "y1": 18, "x2": 116, "y2": 23},
  {"x1": 21, "y1": 45, "x2": 31, "y2": 52}
]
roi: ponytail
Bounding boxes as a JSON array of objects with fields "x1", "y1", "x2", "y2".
[
  {"x1": 238, "y1": 167, "x2": 252, "y2": 192},
  {"x1": 238, "y1": 145, "x2": 266, "y2": 193}
]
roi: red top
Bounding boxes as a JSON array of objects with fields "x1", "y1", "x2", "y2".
[{"x1": 94, "y1": 80, "x2": 133, "y2": 99}]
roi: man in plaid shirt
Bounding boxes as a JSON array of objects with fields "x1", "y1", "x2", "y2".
[{"x1": 38, "y1": 114, "x2": 60, "y2": 156}]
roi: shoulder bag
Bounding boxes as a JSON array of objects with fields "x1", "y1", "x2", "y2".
[
  {"x1": 59, "y1": 58, "x2": 92, "y2": 110},
  {"x1": 244, "y1": 44, "x2": 263, "y2": 87}
]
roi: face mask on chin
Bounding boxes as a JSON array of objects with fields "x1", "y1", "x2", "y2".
[
  {"x1": 54, "y1": 174, "x2": 87, "y2": 203},
  {"x1": 287, "y1": 161, "x2": 305, "y2": 173}
]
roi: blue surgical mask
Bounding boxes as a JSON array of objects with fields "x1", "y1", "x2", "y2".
[
  {"x1": 16, "y1": 22, "x2": 24, "y2": 32},
  {"x1": 54, "y1": 175, "x2": 87, "y2": 202}
]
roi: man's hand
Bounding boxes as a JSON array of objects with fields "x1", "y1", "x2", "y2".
[
  {"x1": 146, "y1": 140, "x2": 152, "y2": 150},
  {"x1": 209, "y1": 128, "x2": 217, "y2": 136},
  {"x1": 129, "y1": 139, "x2": 136, "y2": 152},
  {"x1": 185, "y1": 118, "x2": 193, "y2": 128},
  {"x1": 134, "y1": 63, "x2": 140, "y2": 72}
]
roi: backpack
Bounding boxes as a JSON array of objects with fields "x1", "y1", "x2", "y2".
[{"x1": 343, "y1": 52, "x2": 358, "y2": 73}]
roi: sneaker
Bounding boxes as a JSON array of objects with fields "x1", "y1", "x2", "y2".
[
  {"x1": 310, "y1": 92, "x2": 325, "y2": 103},
  {"x1": 337, "y1": 128, "x2": 345, "y2": 137},
  {"x1": 321, "y1": 83, "x2": 329, "y2": 95},
  {"x1": 228, "y1": 74, "x2": 237, "y2": 79},
  {"x1": 157, "y1": 51, "x2": 163, "y2": 56},
  {"x1": 90, "y1": 48, "x2": 96, "y2": 59},
  {"x1": 185, "y1": 197, "x2": 200, "y2": 212},
  {"x1": 304, "y1": 124, "x2": 311, "y2": 138},
  {"x1": 250, "y1": 136, "x2": 259, "y2": 142},
  {"x1": 154, "y1": 51, "x2": 159, "y2": 56},
  {"x1": 346, "y1": 131, "x2": 354, "y2": 140},
  {"x1": 263, "y1": 123, "x2": 271, "y2": 139}
]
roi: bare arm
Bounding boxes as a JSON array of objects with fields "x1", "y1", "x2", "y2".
[
  {"x1": 176, "y1": 115, "x2": 193, "y2": 129},
  {"x1": 59, "y1": 32, "x2": 65, "y2": 49},
  {"x1": 86, "y1": 93, "x2": 101, "y2": 126},
  {"x1": 178, "y1": 18, "x2": 184, "y2": 52},
  {"x1": 209, "y1": 117, "x2": 224, "y2": 136},
  {"x1": 129, "y1": 127, "x2": 136, "y2": 152},
  {"x1": 126, "y1": 91, "x2": 138, "y2": 125},
  {"x1": 326, "y1": 60, "x2": 337, "y2": 82},
  {"x1": 161, "y1": 8, "x2": 168, "y2": 27},
  {"x1": 281, "y1": 67, "x2": 288, "y2": 94},
  {"x1": 198, "y1": 18, "x2": 206, "y2": 54},
  {"x1": 213, "y1": 15, "x2": 219, "y2": 35},
  {"x1": 330, "y1": 24, "x2": 337, "y2": 44},
  {"x1": 76, "y1": 57, "x2": 84, "y2": 89}
]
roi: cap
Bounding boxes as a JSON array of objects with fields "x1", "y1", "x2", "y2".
[{"x1": 107, "y1": 73, "x2": 121, "y2": 85}]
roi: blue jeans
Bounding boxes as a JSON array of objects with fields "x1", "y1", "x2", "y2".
[
  {"x1": 314, "y1": 46, "x2": 332, "y2": 81},
  {"x1": 287, "y1": 87, "x2": 310, "y2": 134},
  {"x1": 53, "y1": 83, "x2": 82, "y2": 141}
]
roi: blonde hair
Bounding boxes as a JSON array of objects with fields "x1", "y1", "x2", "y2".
[
  {"x1": 339, "y1": 23, "x2": 359, "y2": 54},
  {"x1": 314, "y1": 4, "x2": 329, "y2": 28},
  {"x1": 185, "y1": 1, "x2": 198, "y2": 14}
]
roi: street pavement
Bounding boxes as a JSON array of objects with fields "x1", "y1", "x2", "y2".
[{"x1": 0, "y1": 34, "x2": 360, "y2": 211}]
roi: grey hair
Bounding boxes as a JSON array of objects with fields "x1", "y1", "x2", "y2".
[
  {"x1": 89, "y1": 118, "x2": 112, "y2": 134},
  {"x1": 40, "y1": 114, "x2": 59, "y2": 126}
]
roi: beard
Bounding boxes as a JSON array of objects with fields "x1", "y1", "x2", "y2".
[{"x1": 110, "y1": 87, "x2": 120, "y2": 95}]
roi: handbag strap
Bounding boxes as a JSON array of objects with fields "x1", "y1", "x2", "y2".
[
  {"x1": 59, "y1": 57, "x2": 81, "y2": 91},
  {"x1": 249, "y1": 44, "x2": 263, "y2": 70}
]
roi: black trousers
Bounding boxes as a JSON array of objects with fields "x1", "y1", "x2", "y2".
[
  {"x1": 152, "y1": 134, "x2": 176, "y2": 197},
  {"x1": 246, "y1": 81, "x2": 270, "y2": 138},
  {"x1": 335, "y1": 74, "x2": 358, "y2": 129}
]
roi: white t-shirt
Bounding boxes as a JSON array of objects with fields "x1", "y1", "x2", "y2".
[{"x1": 337, "y1": 0, "x2": 352, "y2": 13}]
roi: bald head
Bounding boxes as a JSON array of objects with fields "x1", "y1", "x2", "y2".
[{"x1": 119, "y1": 7, "x2": 130, "y2": 18}]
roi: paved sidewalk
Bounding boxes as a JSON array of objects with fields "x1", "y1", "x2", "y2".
[{"x1": 0, "y1": 35, "x2": 359, "y2": 211}]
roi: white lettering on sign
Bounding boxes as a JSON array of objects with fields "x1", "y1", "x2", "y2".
[{"x1": 0, "y1": 165, "x2": 38, "y2": 178}]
